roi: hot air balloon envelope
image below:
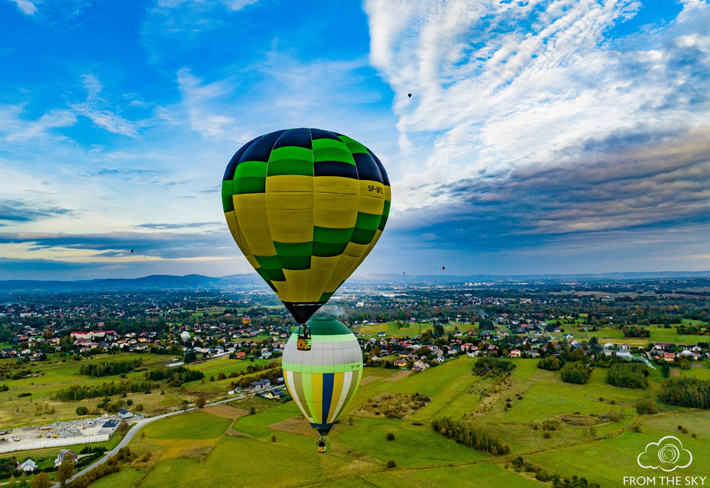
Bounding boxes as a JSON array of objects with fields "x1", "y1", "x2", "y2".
[
  {"x1": 221, "y1": 128, "x2": 391, "y2": 325},
  {"x1": 282, "y1": 317, "x2": 363, "y2": 437}
]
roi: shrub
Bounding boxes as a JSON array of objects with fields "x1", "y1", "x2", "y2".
[
  {"x1": 473, "y1": 357, "x2": 515, "y2": 375},
  {"x1": 635, "y1": 398, "x2": 658, "y2": 415},
  {"x1": 560, "y1": 361, "x2": 591, "y2": 384},
  {"x1": 386, "y1": 433, "x2": 395, "y2": 441},
  {"x1": 538, "y1": 356, "x2": 563, "y2": 371},
  {"x1": 386, "y1": 460, "x2": 396, "y2": 469}
]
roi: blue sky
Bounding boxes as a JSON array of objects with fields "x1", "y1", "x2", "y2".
[{"x1": 0, "y1": 0, "x2": 708, "y2": 280}]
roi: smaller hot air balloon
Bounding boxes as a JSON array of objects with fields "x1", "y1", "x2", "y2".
[
  {"x1": 242, "y1": 316, "x2": 251, "y2": 326},
  {"x1": 407, "y1": 93, "x2": 412, "y2": 97},
  {"x1": 180, "y1": 331, "x2": 190, "y2": 343},
  {"x1": 442, "y1": 266, "x2": 445, "y2": 270},
  {"x1": 282, "y1": 317, "x2": 362, "y2": 452}
]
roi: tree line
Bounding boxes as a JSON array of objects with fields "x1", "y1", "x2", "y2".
[
  {"x1": 79, "y1": 358, "x2": 143, "y2": 377},
  {"x1": 659, "y1": 377, "x2": 710, "y2": 409},
  {"x1": 144, "y1": 366, "x2": 204, "y2": 386},
  {"x1": 431, "y1": 417, "x2": 510, "y2": 455},
  {"x1": 55, "y1": 380, "x2": 155, "y2": 401},
  {"x1": 606, "y1": 363, "x2": 649, "y2": 389}
]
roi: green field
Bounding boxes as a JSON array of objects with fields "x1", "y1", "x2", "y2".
[
  {"x1": 3, "y1": 351, "x2": 710, "y2": 488},
  {"x1": 143, "y1": 411, "x2": 232, "y2": 440},
  {"x1": 86, "y1": 356, "x2": 707, "y2": 488},
  {"x1": 355, "y1": 321, "x2": 469, "y2": 338}
]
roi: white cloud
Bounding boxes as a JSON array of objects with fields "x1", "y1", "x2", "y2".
[
  {"x1": 10, "y1": 0, "x2": 37, "y2": 15},
  {"x1": 365, "y1": 0, "x2": 710, "y2": 212},
  {"x1": 0, "y1": 105, "x2": 76, "y2": 141},
  {"x1": 70, "y1": 73, "x2": 140, "y2": 137},
  {"x1": 176, "y1": 68, "x2": 238, "y2": 139},
  {"x1": 155, "y1": 0, "x2": 257, "y2": 11}
]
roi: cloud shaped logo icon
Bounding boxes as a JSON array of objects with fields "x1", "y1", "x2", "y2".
[{"x1": 638, "y1": 436, "x2": 693, "y2": 472}]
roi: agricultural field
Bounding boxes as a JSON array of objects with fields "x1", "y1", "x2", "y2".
[
  {"x1": 78, "y1": 357, "x2": 710, "y2": 487},
  {"x1": 0, "y1": 353, "x2": 279, "y2": 428},
  {"x1": 355, "y1": 321, "x2": 470, "y2": 338},
  {"x1": 0, "y1": 353, "x2": 173, "y2": 427}
]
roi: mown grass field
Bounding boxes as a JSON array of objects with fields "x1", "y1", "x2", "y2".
[
  {"x1": 0, "y1": 352, "x2": 285, "y2": 428},
  {"x1": 84, "y1": 357, "x2": 710, "y2": 488},
  {"x1": 355, "y1": 321, "x2": 470, "y2": 338}
]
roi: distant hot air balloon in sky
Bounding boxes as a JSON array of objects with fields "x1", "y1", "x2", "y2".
[
  {"x1": 222, "y1": 128, "x2": 390, "y2": 449},
  {"x1": 442, "y1": 266, "x2": 445, "y2": 270}
]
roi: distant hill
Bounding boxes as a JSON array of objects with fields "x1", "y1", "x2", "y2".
[
  {"x1": 0, "y1": 274, "x2": 267, "y2": 294},
  {"x1": 1, "y1": 270, "x2": 709, "y2": 294}
]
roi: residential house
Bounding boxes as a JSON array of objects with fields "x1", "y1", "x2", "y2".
[
  {"x1": 54, "y1": 449, "x2": 78, "y2": 468},
  {"x1": 18, "y1": 459, "x2": 37, "y2": 472}
]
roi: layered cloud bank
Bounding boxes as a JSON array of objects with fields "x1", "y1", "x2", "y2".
[
  {"x1": 0, "y1": 0, "x2": 708, "y2": 278},
  {"x1": 360, "y1": 0, "x2": 710, "y2": 272}
]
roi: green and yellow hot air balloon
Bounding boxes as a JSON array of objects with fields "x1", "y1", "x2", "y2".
[{"x1": 221, "y1": 128, "x2": 390, "y2": 450}]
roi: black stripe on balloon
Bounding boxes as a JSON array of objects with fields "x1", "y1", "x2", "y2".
[
  {"x1": 314, "y1": 161, "x2": 359, "y2": 179},
  {"x1": 273, "y1": 128, "x2": 313, "y2": 150},
  {"x1": 223, "y1": 136, "x2": 259, "y2": 181},
  {"x1": 239, "y1": 130, "x2": 287, "y2": 163},
  {"x1": 367, "y1": 149, "x2": 390, "y2": 186},
  {"x1": 352, "y1": 153, "x2": 383, "y2": 183},
  {"x1": 310, "y1": 128, "x2": 341, "y2": 141}
]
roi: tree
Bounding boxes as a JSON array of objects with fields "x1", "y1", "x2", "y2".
[
  {"x1": 636, "y1": 398, "x2": 658, "y2": 415},
  {"x1": 57, "y1": 456, "x2": 75, "y2": 487},
  {"x1": 661, "y1": 362, "x2": 671, "y2": 378},
  {"x1": 75, "y1": 406, "x2": 88, "y2": 415},
  {"x1": 32, "y1": 472, "x2": 50, "y2": 488},
  {"x1": 478, "y1": 319, "x2": 495, "y2": 331},
  {"x1": 196, "y1": 396, "x2": 207, "y2": 409},
  {"x1": 117, "y1": 420, "x2": 130, "y2": 434}
]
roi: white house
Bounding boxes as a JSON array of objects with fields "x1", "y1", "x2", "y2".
[{"x1": 18, "y1": 459, "x2": 37, "y2": 472}]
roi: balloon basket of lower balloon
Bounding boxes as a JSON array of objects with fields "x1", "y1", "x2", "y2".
[{"x1": 317, "y1": 437, "x2": 327, "y2": 453}]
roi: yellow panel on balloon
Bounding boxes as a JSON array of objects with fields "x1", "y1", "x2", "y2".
[
  {"x1": 266, "y1": 192, "x2": 314, "y2": 243},
  {"x1": 358, "y1": 194, "x2": 385, "y2": 216},
  {"x1": 307, "y1": 256, "x2": 340, "y2": 301},
  {"x1": 325, "y1": 254, "x2": 361, "y2": 292},
  {"x1": 266, "y1": 175, "x2": 313, "y2": 193},
  {"x1": 282, "y1": 269, "x2": 311, "y2": 303},
  {"x1": 233, "y1": 193, "x2": 276, "y2": 257},
  {"x1": 313, "y1": 192, "x2": 359, "y2": 229},
  {"x1": 271, "y1": 280, "x2": 294, "y2": 303},
  {"x1": 314, "y1": 176, "x2": 359, "y2": 195}
]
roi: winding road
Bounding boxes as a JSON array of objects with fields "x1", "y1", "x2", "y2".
[{"x1": 51, "y1": 386, "x2": 282, "y2": 488}]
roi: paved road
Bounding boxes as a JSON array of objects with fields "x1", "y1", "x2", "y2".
[{"x1": 51, "y1": 386, "x2": 282, "y2": 487}]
